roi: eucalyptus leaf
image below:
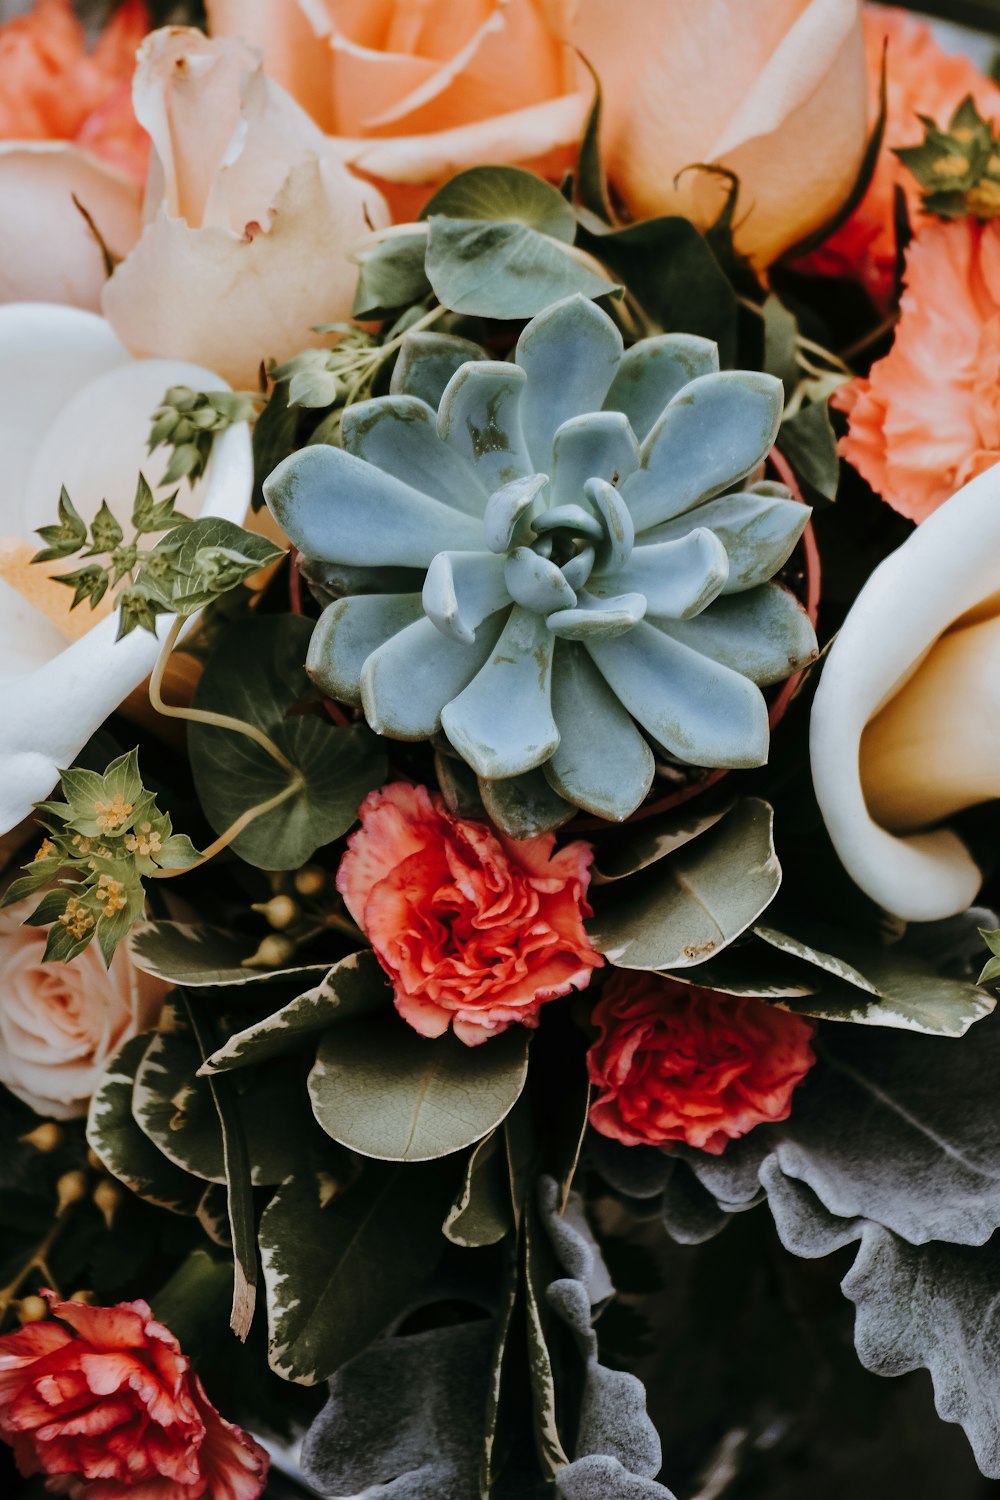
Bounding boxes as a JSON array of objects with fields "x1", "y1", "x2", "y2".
[
  {"x1": 778, "y1": 399, "x2": 840, "y2": 504},
  {"x1": 443, "y1": 1130, "x2": 512, "y2": 1248},
  {"x1": 309, "y1": 1016, "x2": 530, "y2": 1162},
  {"x1": 130, "y1": 920, "x2": 331, "y2": 988},
  {"x1": 421, "y1": 166, "x2": 578, "y2": 242},
  {"x1": 589, "y1": 798, "x2": 780, "y2": 970},
  {"x1": 426, "y1": 219, "x2": 618, "y2": 319},
  {"x1": 590, "y1": 800, "x2": 734, "y2": 883},
  {"x1": 259, "y1": 1158, "x2": 456, "y2": 1383},
  {"x1": 202, "y1": 949, "x2": 391, "y2": 1073},
  {"x1": 86, "y1": 1033, "x2": 201, "y2": 1216},
  {"x1": 353, "y1": 230, "x2": 432, "y2": 319},
  {"x1": 188, "y1": 614, "x2": 387, "y2": 870}
]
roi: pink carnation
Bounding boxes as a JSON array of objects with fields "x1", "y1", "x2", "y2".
[
  {"x1": 588, "y1": 971, "x2": 817, "y2": 1155},
  {"x1": 0, "y1": 1292, "x2": 268, "y2": 1498},
  {"x1": 337, "y1": 782, "x2": 603, "y2": 1045}
]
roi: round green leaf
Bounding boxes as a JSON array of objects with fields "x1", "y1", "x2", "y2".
[
  {"x1": 309, "y1": 1015, "x2": 530, "y2": 1162},
  {"x1": 421, "y1": 165, "x2": 577, "y2": 242}
]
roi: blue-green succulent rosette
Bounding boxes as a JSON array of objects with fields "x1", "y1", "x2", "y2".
[{"x1": 264, "y1": 295, "x2": 817, "y2": 826}]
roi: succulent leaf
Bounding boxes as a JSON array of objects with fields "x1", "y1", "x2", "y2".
[{"x1": 266, "y1": 294, "x2": 816, "y2": 829}]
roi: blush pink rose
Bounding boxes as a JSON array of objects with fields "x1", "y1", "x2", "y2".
[
  {"x1": 588, "y1": 971, "x2": 817, "y2": 1154},
  {"x1": 0, "y1": 1291, "x2": 268, "y2": 1499},
  {"x1": 337, "y1": 782, "x2": 603, "y2": 1045},
  {"x1": 833, "y1": 216, "x2": 1000, "y2": 522},
  {"x1": 804, "y1": 5, "x2": 1000, "y2": 307},
  {"x1": 0, "y1": 895, "x2": 168, "y2": 1120}
]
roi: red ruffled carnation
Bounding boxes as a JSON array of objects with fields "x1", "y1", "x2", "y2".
[
  {"x1": 337, "y1": 782, "x2": 603, "y2": 1045},
  {"x1": 588, "y1": 971, "x2": 817, "y2": 1155},
  {"x1": 0, "y1": 1292, "x2": 268, "y2": 1499}
]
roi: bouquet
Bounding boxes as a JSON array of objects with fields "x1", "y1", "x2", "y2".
[{"x1": 1, "y1": 1, "x2": 1000, "y2": 1495}]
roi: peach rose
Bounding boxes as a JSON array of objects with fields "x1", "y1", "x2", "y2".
[
  {"x1": 588, "y1": 971, "x2": 817, "y2": 1154},
  {"x1": 101, "y1": 28, "x2": 388, "y2": 387},
  {"x1": 834, "y1": 217, "x2": 1000, "y2": 522},
  {"x1": 205, "y1": 0, "x2": 588, "y2": 218},
  {"x1": 0, "y1": 0, "x2": 147, "y2": 309},
  {"x1": 0, "y1": 1291, "x2": 268, "y2": 1498},
  {"x1": 0, "y1": 894, "x2": 168, "y2": 1119},
  {"x1": 337, "y1": 782, "x2": 602, "y2": 1045},
  {"x1": 550, "y1": 0, "x2": 867, "y2": 268},
  {"x1": 805, "y1": 5, "x2": 1000, "y2": 307}
]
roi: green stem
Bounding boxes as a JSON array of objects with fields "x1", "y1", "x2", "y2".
[
  {"x1": 149, "y1": 616, "x2": 299, "y2": 780},
  {"x1": 151, "y1": 776, "x2": 302, "y2": 880}
]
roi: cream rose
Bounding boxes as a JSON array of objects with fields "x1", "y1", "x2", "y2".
[
  {"x1": 100, "y1": 27, "x2": 389, "y2": 387},
  {"x1": 205, "y1": 0, "x2": 587, "y2": 218},
  {"x1": 0, "y1": 896, "x2": 168, "y2": 1119},
  {"x1": 554, "y1": 0, "x2": 868, "y2": 268}
]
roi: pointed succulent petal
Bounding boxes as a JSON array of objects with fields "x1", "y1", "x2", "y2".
[
  {"x1": 585, "y1": 477, "x2": 635, "y2": 575},
  {"x1": 341, "y1": 395, "x2": 485, "y2": 515},
  {"x1": 546, "y1": 642, "x2": 654, "y2": 820},
  {"x1": 265, "y1": 445, "x2": 481, "y2": 567},
  {"x1": 586, "y1": 621, "x2": 770, "y2": 767},
  {"x1": 504, "y1": 546, "x2": 577, "y2": 614},
  {"x1": 656, "y1": 585, "x2": 818, "y2": 686},
  {"x1": 550, "y1": 412, "x2": 640, "y2": 510},
  {"x1": 483, "y1": 473, "x2": 548, "y2": 554},
  {"x1": 599, "y1": 528, "x2": 729, "y2": 620},
  {"x1": 361, "y1": 612, "x2": 506, "y2": 739},
  {"x1": 640, "y1": 492, "x2": 810, "y2": 594},
  {"x1": 479, "y1": 767, "x2": 576, "y2": 839},
  {"x1": 422, "y1": 551, "x2": 510, "y2": 644},
  {"x1": 390, "y1": 331, "x2": 488, "y2": 408},
  {"x1": 561, "y1": 545, "x2": 596, "y2": 591},
  {"x1": 603, "y1": 333, "x2": 720, "y2": 442},
  {"x1": 546, "y1": 590, "x2": 646, "y2": 639},
  {"x1": 437, "y1": 361, "x2": 531, "y2": 493},
  {"x1": 515, "y1": 294, "x2": 623, "y2": 469},
  {"x1": 306, "y1": 593, "x2": 424, "y2": 704},
  {"x1": 442, "y1": 606, "x2": 560, "y2": 778},
  {"x1": 622, "y1": 372, "x2": 784, "y2": 532}
]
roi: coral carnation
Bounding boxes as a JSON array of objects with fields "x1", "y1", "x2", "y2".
[
  {"x1": 588, "y1": 971, "x2": 816, "y2": 1154},
  {"x1": 337, "y1": 782, "x2": 602, "y2": 1045},
  {"x1": 0, "y1": 1292, "x2": 268, "y2": 1498},
  {"x1": 804, "y1": 5, "x2": 1000, "y2": 307},
  {"x1": 834, "y1": 217, "x2": 1000, "y2": 522}
]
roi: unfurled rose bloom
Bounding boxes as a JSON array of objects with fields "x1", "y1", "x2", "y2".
[
  {"x1": 0, "y1": 0, "x2": 148, "y2": 308},
  {"x1": 0, "y1": 895, "x2": 168, "y2": 1119},
  {"x1": 337, "y1": 782, "x2": 602, "y2": 1045},
  {"x1": 588, "y1": 971, "x2": 816, "y2": 1154},
  {"x1": 205, "y1": 0, "x2": 587, "y2": 219},
  {"x1": 550, "y1": 0, "x2": 867, "y2": 269},
  {"x1": 101, "y1": 28, "x2": 388, "y2": 387},
  {"x1": 0, "y1": 1291, "x2": 268, "y2": 1498},
  {"x1": 805, "y1": 5, "x2": 1000, "y2": 307},
  {"x1": 834, "y1": 217, "x2": 1000, "y2": 522}
]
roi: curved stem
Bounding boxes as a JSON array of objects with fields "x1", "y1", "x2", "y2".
[
  {"x1": 149, "y1": 616, "x2": 299, "y2": 780},
  {"x1": 151, "y1": 777, "x2": 303, "y2": 880}
]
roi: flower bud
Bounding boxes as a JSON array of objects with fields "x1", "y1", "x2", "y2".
[
  {"x1": 68, "y1": 1289, "x2": 95, "y2": 1305},
  {"x1": 16, "y1": 1296, "x2": 48, "y2": 1324},
  {"x1": 244, "y1": 934, "x2": 296, "y2": 969},
  {"x1": 19, "y1": 1121, "x2": 63, "y2": 1153},
  {"x1": 253, "y1": 894, "x2": 299, "y2": 930},
  {"x1": 55, "y1": 1170, "x2": 89, "y2": 1215},
  {"x1": 294, "y1": 866, "x2": 326, "y2": 898},
  {"x1": 93, "y1": 1180, "x2": 123, "y2": 1230}
]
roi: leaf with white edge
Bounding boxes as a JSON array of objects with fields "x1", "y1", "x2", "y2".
[
  {"x1": 259, "y1": 1158, "x2": 456, "y2": 1384},
  {"x1": 426, "y1": 219, "x2": 618, "y2": 319},
  {"x1": 421, "y1": 165, "x2": 578, "y2": 242},
  {"x1": 130, "y1": 921, "x2": 331, "y2": 988},
  {"x1": 443, "y1": 1130, "x2": 512, "y2": 1248},
  {"x1": 188, "y1": 614, "x2": 387, "y2": 870},
  {"x1": 589, "y1": 799, "x2": 780, "y2": 970},
  {"x1": 309, "y1": 1016, "x2": 530, "y2": 1163},
  {"x1": 196, "y1": 1184, "x2": 232, "y2": 1248},
  {"x1": 86, "y1": 1034, "x2": 201, "y2": 1216},
  {"x1": 755, "y1": 923, "x2": 995, "y2": 1036},
  {"x1": 201, "y1": 949, "x2": 391, "y2": 1073}
]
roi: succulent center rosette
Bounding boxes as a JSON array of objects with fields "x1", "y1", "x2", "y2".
[{"x1": 265, "y1": 295, "x2": 817, "y2": 828}]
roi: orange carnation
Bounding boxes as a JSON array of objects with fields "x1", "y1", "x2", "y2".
[
  {"x1": 0, "y1": 0, "x2": 149, "y2": 181},
  {"x1": 834, "y1": 217, "x2": 1000, "y2": 522},
  {"x1": 805, "y1": 4, "x2": 1000, "y2": 307}
]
